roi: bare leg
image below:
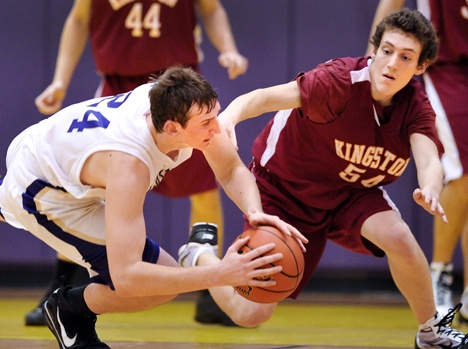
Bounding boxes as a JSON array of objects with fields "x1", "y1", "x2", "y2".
[
  {"x1": 196, "y1": 253, "x2": 276, "y2": 328},
  {"x1": 362, "y1": 210, "x2": 436, "y2": 323},
  {"x1": 432, "y1": 176, "x2": 468, "y2": 264}
]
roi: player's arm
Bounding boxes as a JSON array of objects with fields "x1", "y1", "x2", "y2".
[
  {"x1": 196, "y1": 0, "x2": 248, "y2": 79},
  {"x1": 219, "y1": 81, "x2": 301, "y2": 148},
  {"x1": 410, "y1": 133, "x2": 447, "y2": 223},
  {"x1": 366, "y1": 0, "x2": 406, "y2": 55},
  {"x1": 203, "y1": 130, "x2": 307, "y2": 249},
  {"x1": 35, "y1": 0, "x2": 91, "y2": 115},
  {"x1": 103, "y1": 151, "x2": 288, "y2": 297}
]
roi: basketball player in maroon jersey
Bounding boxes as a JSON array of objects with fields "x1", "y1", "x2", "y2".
[
  {"x1": 31, "y1": 0, "x2": 248, "y2": 327},
  {"x1": 179, "y1": 8, "x2": 468, "y2": 349}
]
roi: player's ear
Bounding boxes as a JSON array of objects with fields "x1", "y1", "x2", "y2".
[
  {"x1": 164, "y1": 120, "x2": 181, "y2": 135},
  {"x1": 415, "y1": 60, "x2": 429, "y2": 76}
]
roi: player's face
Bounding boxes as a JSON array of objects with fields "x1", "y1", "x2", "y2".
[
  {"x1": 370, "y1": 29, "x2": 427, "y2": 106},
  {"x1": 182, "y1": 101, "x2": 221, "y2": 149}
]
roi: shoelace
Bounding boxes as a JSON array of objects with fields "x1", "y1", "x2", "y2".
[{"x1": 435, "y1": 303, "x2": 468, "y2": 346}]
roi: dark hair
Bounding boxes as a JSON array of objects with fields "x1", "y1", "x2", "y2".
[
  {"x1": 149, "y1": 66, "x2": 218, "y2": 133},
  {"x1": 370, "y1": 8, "x2": 439, "y2": 66}
]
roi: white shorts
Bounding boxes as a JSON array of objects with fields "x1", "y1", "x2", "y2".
[{"x1": 0, "y1": 141, "x2": 160, "y2": 288}]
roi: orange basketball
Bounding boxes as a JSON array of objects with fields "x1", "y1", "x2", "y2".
[{"x1": 233, "y1": 226, "x2": 304, "y2": 303}]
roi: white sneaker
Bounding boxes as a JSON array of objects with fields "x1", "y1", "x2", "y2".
[
  {"x1": 415, "y1": 304, "x2": 468, "y2": 348},
  {"x1": 431, "y1": 262, "x2": 454, "y2": 316},
  {"x1": 178, "y1": 223, "x2": 218, "y2": 267}
]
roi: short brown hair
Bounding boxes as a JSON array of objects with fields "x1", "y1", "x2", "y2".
[
  {"x1": 149, "y1": 66, "x2": 218, "y2": 133},
  {"x1": 370, "y1": 8, "x2": 439, "y2": 66}
]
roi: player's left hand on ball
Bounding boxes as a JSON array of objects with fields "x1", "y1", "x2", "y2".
[{"x1": 247, "y1": 211, "x2": 308, "y2": 252}]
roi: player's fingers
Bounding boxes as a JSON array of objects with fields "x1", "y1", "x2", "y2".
[
  {"x1": 248, "y1": 277, "x2": 277, "y2": 287},
  {"x1": 245, "y1": 243, "x2": 276, "y2": 260},
  {"x1": 248, "y1": 252, "x2": 283, "y2": 270},
  {"x1": 229, "y1": 236, "x2": 250, "y2": 253},
  {"x1": 248, "y1": 267, "x2": 283, "y2": 284}
]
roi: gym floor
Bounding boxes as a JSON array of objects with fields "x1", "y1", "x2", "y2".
[{"x1": 1, "y1": 288, "x2": 422, "y2": 349}]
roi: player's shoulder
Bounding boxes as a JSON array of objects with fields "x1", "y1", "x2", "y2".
[{"x1": 319, "y1": 56, "x2": 368, "y2": 74}]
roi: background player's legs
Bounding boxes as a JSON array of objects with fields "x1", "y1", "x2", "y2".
[
  {"x1": 432, "y1": 176, "x2": 468, "y2": 321},
  {"x1": 431, "y1": 176, "x2": 468, "y2": 316},
  {"x1": 25, "y1": 253, "x2": 89, "y2": 326}
]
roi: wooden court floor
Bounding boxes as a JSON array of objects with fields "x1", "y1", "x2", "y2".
[{"x1": 0, "y1": 289, "x2": 429, "y2": 349}]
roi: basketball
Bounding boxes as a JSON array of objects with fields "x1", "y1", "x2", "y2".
[{"x1": 232, "y1": 226, "x2": 304, "y2": 303}]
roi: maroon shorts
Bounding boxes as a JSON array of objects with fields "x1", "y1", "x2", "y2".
[
  {"x1": 244, "y1": 163, "x2": 395, "y2": 299},
  {"x1": 97, "y1": 70, "x2": 218, "y2": 198}
]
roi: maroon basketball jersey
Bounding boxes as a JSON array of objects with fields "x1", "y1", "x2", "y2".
[
  {"x1": 252, "y1": 57, "x2": 443, "y2": 210},
  {"x1": 90, "y1": 0, "x2": 198, "y2": 76}
]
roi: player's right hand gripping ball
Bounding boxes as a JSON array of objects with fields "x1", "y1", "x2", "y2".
[{"x1": 233, "y1": 226, "x2": 304, "y2": 303}]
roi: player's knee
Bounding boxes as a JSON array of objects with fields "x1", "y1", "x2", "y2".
[
  {"x1": 381, "y1": 222, "x2": 419, "y2": 258},
  {"x1": 229, "y1": 303, "x2": 275, "y2": 328}
]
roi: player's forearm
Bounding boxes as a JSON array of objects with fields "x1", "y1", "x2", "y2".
[
  {"x1": 221, "y1": 165, "x2": 264, "y2": 219},
  {"x1": 52, "y1": 14, "x2": 89, "y2": 89},
  {"x1": 201, "y1": 4, "x2": 239, "y2": 54}
]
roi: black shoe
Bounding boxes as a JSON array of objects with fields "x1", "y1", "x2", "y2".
[
  {"x1": 189, "y1": 222, "x2": 218, "y2": 245},
  {"x1": 195, "y1": 290, "x2": 238, "y2": 327},
  {"x1": 42, "y1": 287, "x2": 110, "y2": 348},
  {"x1": 25, "y1": 280, "x2": 63, "y2": 326},
  {"x1": 178, "y1": 223, "x2": 218, "y2": 267},
  {"x1": 25, "y1": 306, "x2": 46, "y2": 326}
]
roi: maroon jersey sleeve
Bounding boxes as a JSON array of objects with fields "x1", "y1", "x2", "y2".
[{"x1": 296, "y1": 60, "x2": 352, "y2": 123}]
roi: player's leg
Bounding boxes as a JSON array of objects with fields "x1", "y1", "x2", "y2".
[
  {"x1": 432, "y1": 176, "x2": 468, "y2": 316},
  {"x1": 25, "y1": 253, "x2": 86, "y2": 326},
  {"x1": 197, "y1": 252, "x2": 277, "y2": 328},
  {"x1": 449, "y1": 175, "x2": 468, "y2": 322},
  {"x1": 43, "y1": 248, "x2": 179, "y2": 348},
  {"x1": 362, "y1": 210, "x2": 468, "y2": 348},
  {"x1": 189, "y1": 188, "x2": 224, "y2": 254},
  {"x1": 424, "y1": 65, "x2": 468, "y2": 317}
]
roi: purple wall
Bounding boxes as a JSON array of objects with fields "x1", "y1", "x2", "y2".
[{"x1": 1, "y1": 0, "x2": 459, "y2": 274}]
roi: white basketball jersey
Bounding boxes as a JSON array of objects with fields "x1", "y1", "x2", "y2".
[{"x1": 6, "y1": 83, "x2": 192, "y2": 199}]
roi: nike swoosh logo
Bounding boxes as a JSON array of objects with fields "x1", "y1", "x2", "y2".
[{"x1": 57, "y1": 309, "x2": 77, "y2": 347}]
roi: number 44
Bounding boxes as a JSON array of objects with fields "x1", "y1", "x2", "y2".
[{"x1": 125, "y1": 1, "x2": 178, "y2": 38}]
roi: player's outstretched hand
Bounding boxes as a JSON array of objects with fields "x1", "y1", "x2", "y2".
[
  {"x1": 413, "y1": 188, "x2": 448, "y2": 223},
  {"x1": 219, "y1": 236, "x2": 282, "y2": 287}
]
